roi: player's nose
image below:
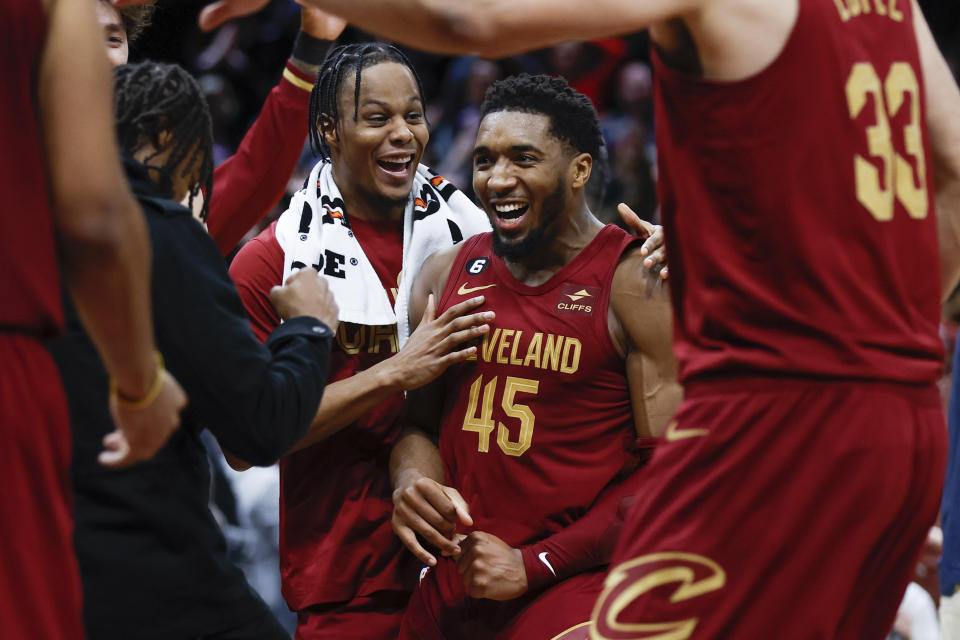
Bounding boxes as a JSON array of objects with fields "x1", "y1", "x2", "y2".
[{"x1": 486, "y1": 158, "x2": 516, "y2": 193}]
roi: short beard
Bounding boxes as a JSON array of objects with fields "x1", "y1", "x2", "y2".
[
  {"x1": 492, "y1": 225, "x2": 546, "y2": 261},
  {"x1": 491, "y1": 179, "x2": 564, "y2": 262}
]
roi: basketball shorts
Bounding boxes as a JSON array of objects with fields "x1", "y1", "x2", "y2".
[
  {"x1": 294, "y1": 589, "x2": 409, "y2": 640},
  {"x1": 400, "y1": 556, "x2": 605, "y2": 639},
  {"x1": 0, "y1": 334, "x2": 81, "y2": 640},
  {"x1": 590, "y1": 378, "x2": 946, "y2": 640}
]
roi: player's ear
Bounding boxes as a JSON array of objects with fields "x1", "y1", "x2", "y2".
[
  {"x1": 320, "y1": 113, "x2": 339, "y2": 150},
  {"x1": 570, "y1": 152, "x2": 592, "y2": 189}
]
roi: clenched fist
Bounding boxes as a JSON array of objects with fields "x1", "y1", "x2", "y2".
[{"x1": 270, "y1": 268, "x2": 339, "y2": 332}]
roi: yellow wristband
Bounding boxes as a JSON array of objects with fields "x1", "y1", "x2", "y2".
[
  {"x1": 283, "y1": 67, "x2": 315, "y2": 93},
  {"x1": 110, "y1": 351, "x2": 166, "y2": 410}
]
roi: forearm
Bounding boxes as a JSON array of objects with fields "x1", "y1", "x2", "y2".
[
  {"x1": 61, "y1": 200, "x2": 157, "y2": 397},
  {"x1": 390, "y1": 428, "x2": 446, "y2": 490},
  {"x1": 520, "y1": 440, "x2": 655, "y2": 590},
  {"x1": 286, "y1": 357, "x2": 403, "y2": 454},
  {"x1": 296, "y1": 0, "x2": 688, "y2": 58},
  {"x1": 207, "y1": 62, "x2": 315, "y2": 254},
  {"x1": 645, "y1": 381, "x2": 684, "y2": 438},
  {"x1": 211, "y1": 318, "x2": 334, "y2": 465}
]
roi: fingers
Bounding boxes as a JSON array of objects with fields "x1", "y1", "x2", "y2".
[
  {"x1": 393, "y1": 521, "x2": 438, "y2": 567},
  {"x1": 617, "y1": 203, "x2": 652, "y2": 237},
  {"x1": 393, "y1": 480, "x2": 465, "y2": 557},
  {"x1": 198, "y1": 1, "x2": 234, "y2": 32},
  {"x1": 437, "y1": 295, "x2": 486, "y2": 325},
  {"x1": 441, "y1": 533, "x2": 468, "y2": 557},
  {"x1": 444, "y1": 487, "x2": 473, "y2": 528},
  {"x1": 446, "y1": 311, "x2": 495, "y2": 335},
  {"x1": 98, "y1": 431, "x2": 132, "y2": 468},
  {"x1": 422, "y1": 293, "x2": 437, "y2": 324},
  {"x1": 443, "y1": 322, "x2": 490, "y2": 349}
]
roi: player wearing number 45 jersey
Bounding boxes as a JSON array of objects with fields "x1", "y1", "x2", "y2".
[{"x1": 389, "y1": 74, "x2": 681, "y2": 640}]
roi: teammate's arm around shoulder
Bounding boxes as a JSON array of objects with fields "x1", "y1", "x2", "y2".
[
  {"x1": 610, "y1": 246, "x2": 681, "y2": 438},
  {"x1": 40, "y1": 0, "x2": 185, "y2": 467},
  {"x1": 389, "y1": 246, "x2": 483, "y2": 567},
  {"x1": 914, "y1": 0, "x2": 960, "y2": 301}
]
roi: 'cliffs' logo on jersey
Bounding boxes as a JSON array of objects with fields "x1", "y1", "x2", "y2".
[{"x1": 557, "y1": 284, "x2": 599, "y2": 314}]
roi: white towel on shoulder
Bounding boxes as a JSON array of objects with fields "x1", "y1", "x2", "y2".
[{"x1": 275, "y1": 159, "x2": 490, "y2": 344}]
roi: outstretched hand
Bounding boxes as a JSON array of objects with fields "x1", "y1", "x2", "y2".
[
  {"x1": 383, "y1": 294, "x2": 493, "y2": 392},
  {"x1": 618, "y1": 203, "x2": 668, "y2": 279}
]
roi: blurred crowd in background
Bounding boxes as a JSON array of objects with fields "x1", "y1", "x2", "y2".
[{"x1": 129, "y1": 1, "x2": 960, "y2": 240}]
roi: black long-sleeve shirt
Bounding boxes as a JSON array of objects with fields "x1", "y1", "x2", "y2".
[{"x1": 47, "y1": 161, "x2": 333, "y2": 639}]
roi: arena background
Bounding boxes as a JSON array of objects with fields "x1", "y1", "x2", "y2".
[{"x1": 127, "y1": 0, "x2": 959, "y2": 239}]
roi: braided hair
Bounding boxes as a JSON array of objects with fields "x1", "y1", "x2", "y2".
[
  {"x1": 308, "y1": 43, "x2": 427, "y2": 160},
  {"x1": 113, "y1": 62, "x2": 214, "y2": 220}
]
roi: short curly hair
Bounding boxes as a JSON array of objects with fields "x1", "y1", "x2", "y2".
[
  {"x1": 117, "y1": 2, "x2": 156, "y2": 44},
  {"x1": 479, "y1": 73, "x2": 603, "y2": 161}
]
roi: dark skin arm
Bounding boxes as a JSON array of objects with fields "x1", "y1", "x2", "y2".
[
  {"x1": 389, "y1": 245, "x2": 494, "y2": 566},
  {"x1": 40, "y1": 0, "x2": 186, "y2": 467}
]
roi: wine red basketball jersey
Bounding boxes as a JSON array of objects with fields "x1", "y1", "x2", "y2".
[
  {"x1": 435, "y1": 226, "x2": 639, "y2": 546},
  {"x1": 655, "y1": 0, "x2": 942, "y2": 385},
  {"x1": 1, "y1": 0, "x2": 62, "y2": 335}
]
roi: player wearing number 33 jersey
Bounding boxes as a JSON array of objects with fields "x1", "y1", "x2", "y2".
[{"x1": 594, "y1": 0, "x2": 947, "y2": 638}]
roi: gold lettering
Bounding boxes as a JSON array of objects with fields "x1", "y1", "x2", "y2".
[
  {"x1": 337, "y1": 324, "x2": 365, "y2": 355},
  {"x1": 560, "y1": 338, "x2": 582, "y2": 374},
  {"x1": 481, "y1": 328, "x2": 501, "y2": 362},
  {"x1": 368, "y1": 324, "x2": 398, "y2": 354},
  {"x1": 889, "y1": 0, "x2": 902, "y2": 21},
  {"x1": 497, "y1": 329, "x2": 515, "y2": 365},
  {"x1": 873, "y1": 0, "x2": 887, "y2": 15},
  {"x1": 860, "y1": 0, "x2": 871, "y2": 14},
  {"x1": 833, "y1": 0, "x2": 851, "y2": 21},
  {"x1": 523, "y1": 332, "x2": 543, "y2": 368},
  {"x1": 542, "y1": 334, "x2": 564, "y2": 372},
  {"x1": 846, "y1": 0, "x2": 861, "y2": 17},
  {"x1": 509, "y1": 330, "x2": 524, "y2": 366}
]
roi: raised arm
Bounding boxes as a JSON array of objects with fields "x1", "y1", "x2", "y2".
[
  {"x1": 154, "y1": 215, "x2": 337, "y2": 466},
  {"x1": 188, "y1": 0, "x2": 703, "y2": 58},
  {"x1": 40, "y1": 0, "x2": 185, "y2": 466},
  {"x1": 206, "y1": 8, "x2": 345, "y2": 255},
  {"x1": 913, "y1": 0, "x2": 960, "y2": 302}
]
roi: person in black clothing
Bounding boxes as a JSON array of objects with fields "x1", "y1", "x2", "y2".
[{"x1": 47, "y1": 61, "x2": 338, "y2": 640}]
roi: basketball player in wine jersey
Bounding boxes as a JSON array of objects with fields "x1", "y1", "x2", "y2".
[{"x1": 388, "y1": 74, "x2": 680, "y2": 639}]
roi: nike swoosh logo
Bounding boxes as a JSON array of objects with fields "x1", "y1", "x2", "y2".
[
  {"x1": 457, "y1": 283, "x2": 497, "y2": 295},
  {"x1": 538, "y1": 552, "x2": 557, "y2": 577},
  {"x1": 664, "y1": 419, "x2": 708, "y2": 442}
]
